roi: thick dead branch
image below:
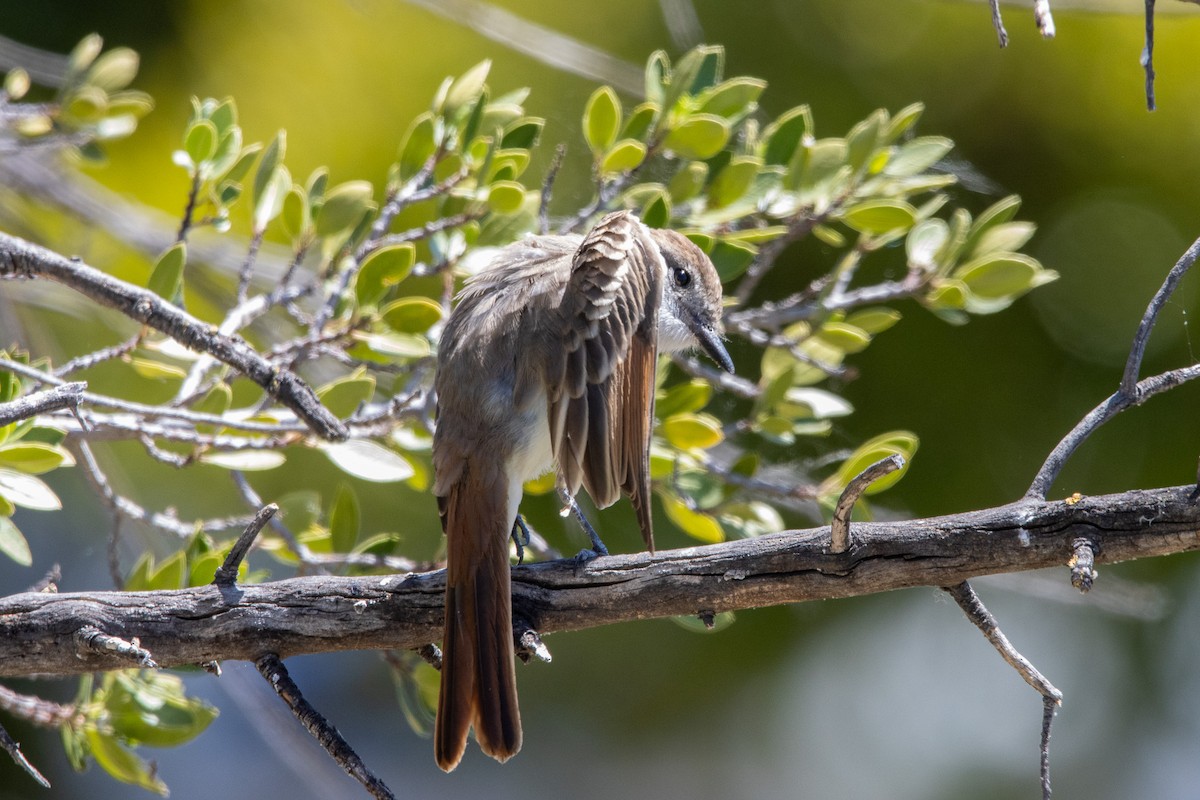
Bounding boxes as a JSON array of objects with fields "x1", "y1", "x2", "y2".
[{"x1": 0, "y1": 485, "x2": 1196, "y2": 677}]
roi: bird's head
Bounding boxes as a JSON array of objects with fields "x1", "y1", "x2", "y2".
[{"x1": 649, "y1": 228, "x2": 735, "y2": 374}]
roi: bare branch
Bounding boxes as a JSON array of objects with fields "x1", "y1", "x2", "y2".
[
  {"x1": 830, "y1": 455, "x2": 904, "y2": 554},
  {"x1": 0, "y1": 381, "x2": 85, "y2": 426},
  {"x1": 0, "y1": 232, "x2": 347, "y2": 441},
  {"x1": 1143, "y1": 0, "x2": 1157, "y2": 111},
  {"x1": 1028, "y1": 362, "x2": 1200, "y2": 499},
  {"x1": 255, "y1": 654, "x2": 396, "y2": 800},
  {"x1": 0, "y1": 719, "x2": 49, "y2": 789},
  {"x1": 215, "y1": 504, "x2": 279, "y2": 586},
  {"x1": 944, "y1": 581, "x2": 1061, "y2": 800},
  {"x1": 1121, "y1": 234, "x2": 1200, "y2": 394},
  {"x1": 1, "y1": 484, "x2": 1196, "y2": 677}
]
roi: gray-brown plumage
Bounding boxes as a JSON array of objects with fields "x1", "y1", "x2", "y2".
[{"x1": 432, "y1": 211, "x2": 733, "y2": 771}]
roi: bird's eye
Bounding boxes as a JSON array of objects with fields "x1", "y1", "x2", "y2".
[{"x1": 673, "y1": 266, "x2": 691, "y2": 288}]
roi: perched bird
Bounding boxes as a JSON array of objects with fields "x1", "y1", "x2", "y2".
[{"x1": 432, "y1": 210, "x2": 734, "y2": 771}]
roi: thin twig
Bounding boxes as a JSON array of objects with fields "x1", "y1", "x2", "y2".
[
  {"x1": 539, "y1": 143, "x2": 567, "y2": 235},
  {"x1": 72, "y1": 438, "x2": 256, "y2": 538},
  {"x1": 235, "y1": 229, "x2": 265, "y2": 305},
  {"x1": 75, "y1": 625, "x2": 157, "y2": 668},
  {"x1": 53, "y1": 332, "x2": 141, "y2": 376},
  {"x1": 0, "y1": 684, "x2": 78, "y2": 728},
  {"x1": 254, "y1": 653, "x2": 396, "y2": 800},
  {"x1": 0, "y1": 232, "x2": 347, "y2": 440},
  {"x1": 1121, "y1": 234, "x2": 1200, "y2": 395},
  {"x1": 0, "y1": 381, "x2": 85, "y2": 425},
  {"x1": 1143, "y1": 0, "x2": 1157, "y2": 111},
  {"x1": 943, "y1": 582, "x2": 1061, "y2": 800},
  {"x1": 0, "y1": 719, "x2": 50, "y2": 789},
  {"x1": 830, "y1": 455, "x2": 903, "y2": 554},
  {"x1": 989, "y1": 0, "x2": 1010, "y2": 47},
  {"x1": 215, "y1": 504, "x2": 278, "y2": 586},
  {"x1": 177, "y1": 171, "x2": 202, "y2": 244}
]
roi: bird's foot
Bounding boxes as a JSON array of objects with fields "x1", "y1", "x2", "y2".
[{"x1": 511, "y1": 515, "x2": 532, "y2": 564}]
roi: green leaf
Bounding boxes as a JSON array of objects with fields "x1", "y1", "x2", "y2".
[
  {"x1": 487, "y1": 181, "x2": 527, "y2": 215},
  {"x1": 925, "y1": 280, "x2": 969, "y2": 311},
  {"x1": 315, "y1": 180, "x2": 375, "y2": 238},
  {"x1": 906, "y1": 218, "x2": 949, "y2": 270},
  {"x1": 4, "y1": 67, "x2": 30, "y2": 100},
  {"x1": 621, "y1": 102, "x2": 659, "y2": 141},
  {"x1": 761, "y1": 106, "x2": 812, "y2": 166},
  {"x1": 129, "y1": 357, "x2": 186, "y2": 382},
  {"x1": 884, "y1": 136, "x2": 953, "y2": 177},
  {"x1": 0, "y1": 516, "x2": 31, "y2": 566},
  {"x1": 661, "y1": 413, "x2": 724, "y2": 450},
  {"x1": 962, "y1": 195, "x2": 1023, "y2": 255},
  {"x1": 971, "y1": 222, "x2": 1036, "y2": 256},
  {"x1": 282, "y1": 185, "x2": 310, "y2": 241},
  {"x1": 883, "y1": 102, "x2": 925, "y2": 142},
  {"x1": 443, "y1": 60, "x2": 491, "y2": 115},
  {"x1": 147, "y1": 242, "x2": 186, "y2": 302},
  {"x1": 147, "y1": 550, "x2": 186, "y2": 591},
  {"x1": 663, "y1": 114, "x2": 731, "y2": 160},
  {"x1": 708, "y1": 238, "x2": 757, "y2": 282},
  {"x1": 85, "y1": 729, "x2": 168, "y2": 796},
  {"x1": 644, "y1": 50, "x2": 669, "y2": 106},
  {"x1": 845, "y1": 307, "x2": 902, "y2": 335},
  {"x1": 321, "y1": 440, "x2": 415, "y2": 483},
  {"x1": 656, "y1": 380, "x2": 712, "y2": 418},
  {"x1": 846, "y1": 110, "x2": 884, "y2": 173},
  {"x1": 719, "y1": 501, "x2": 784, "y2": 539},
  {"x1": 330, "y1": 483, "x2": 361, "y2": 553},
  {"x1": 821, "y1": 431, "x2": 918, "y2": 499},
  {"x1": 200, "y1": 450, "x2": 287, "y2": 471},
  {"x1": 0, "y1": 469, "x2": 61, "y2": 510},
  {"x1": 641, "y1": 189, "x2": 672, "y2": 229},
  {"x1": 662, "y1": 494, "x2": 724, "y2": 543},
  {"x1": 0, "y1": 442, "x2": 72, "y2": 474},
  {"x1": 253, "y1": 130, "x2": 286, "y2": 206},
  {"x1": 86, "y1": 47, "x2": 139, "y2": 92},
  {"x1": 381, "y1": 296, "x2": 444, "y2": 334},
  {"x1": 356, "y1": 244, "x2": 415, "y2": 308},
  {"x1": 601, "y1": 139, "x2": 646, "y2": 174},
  {"x1": 184, "y1": 119, "x2": 217, "y2": 166},
  {"x1": 698, "y1": 77, "x2": 766, "y2": 119},
  {"x1": 398, "y1": 113, "x2": 437, "y2": 180},
  {"x1": 583, "y1": 86, "x2": 622, "y2": 157},
  {"x1": 841, "y1": 199, "x2": 917, "y2": 235},
  {"x1": 707, "y1": 156, "x2": 760, "y2": 209},
  {"x1": 316, "y1": 370, "x2": 376, "y2": 418},
  {"x1": 665, "y1": 45, "x2": 724, "y2": 109},
  {"x1": 815, "y1": 321, "x2": 872, "y2": 354},
  {"x1": 501, "y1": 117, "x2": 544, "y2": 149},
  {"x1": 668, "y1": 162, "x2": 708, "y2": 203},
  {"x1": 253, "y1": 164, "x2": 291, "y2": 233},
  {"x1": 105, "y1": 672, "x2": 218, "y2": 747},
  {"x1": 956, "y1": 253, "x2": 1042, "y2": 299}
]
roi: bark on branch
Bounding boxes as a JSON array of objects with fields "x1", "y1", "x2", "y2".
[{"x1": 1, "y1": 484, "x2": 1196, "y2": 677}]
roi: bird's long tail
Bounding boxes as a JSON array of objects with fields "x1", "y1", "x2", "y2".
[{"x1": 434, "y1": 466, "x2": 522, "y2": 771}]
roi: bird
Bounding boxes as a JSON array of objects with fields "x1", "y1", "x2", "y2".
[{"x1": 431, "y1": 210, "x2": 734, "y2": 771}]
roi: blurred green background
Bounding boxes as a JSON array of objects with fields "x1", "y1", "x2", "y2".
[{"x1": 3, "y1": 1, "x2": 1200, "y2": 798}]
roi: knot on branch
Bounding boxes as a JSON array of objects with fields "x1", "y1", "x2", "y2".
[
  {"x1": 74, "y1": 626, "x2": 157, "y2": 668},
  {"x1": 1068, "y1": 538, "x2": 1099, "y2": 593}
]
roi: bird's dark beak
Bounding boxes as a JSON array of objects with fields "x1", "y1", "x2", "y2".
[{"x1": 694, "y1": 324, "x2": 734, "y2": 374}]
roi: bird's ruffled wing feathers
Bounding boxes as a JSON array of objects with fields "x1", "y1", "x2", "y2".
[{"x1": 545, "y1": 211, "x2": 661, "y2": 548}]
